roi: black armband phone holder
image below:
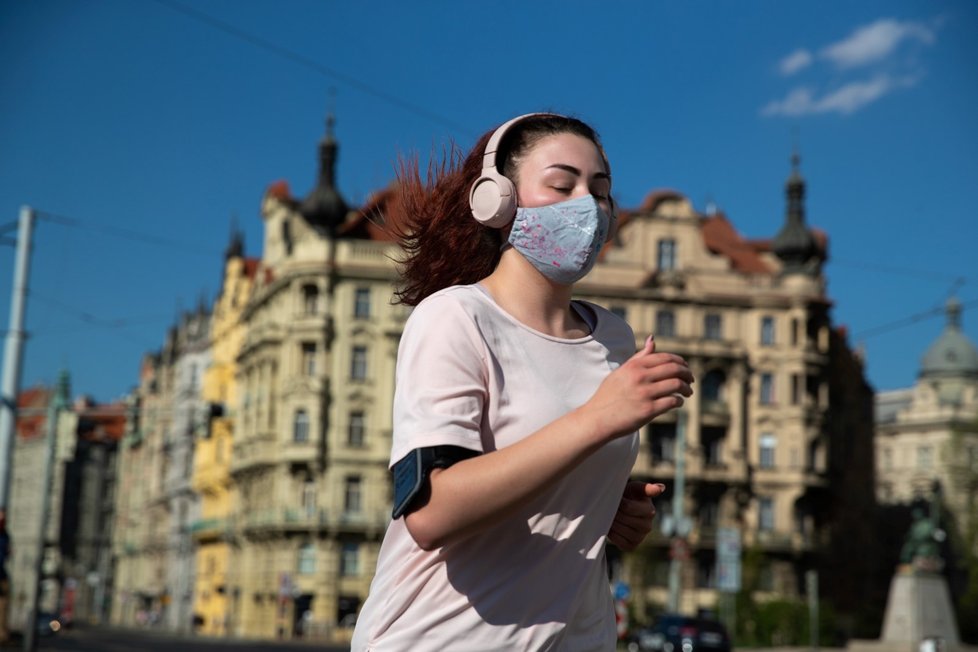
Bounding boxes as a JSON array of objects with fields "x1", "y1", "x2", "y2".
[{"x1": 391, "y1": 445, "x2": 479, "y2": 519}]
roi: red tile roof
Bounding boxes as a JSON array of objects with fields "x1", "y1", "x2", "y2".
[{"x1": 700, "y1": 212, "x2": 773, "y2": 274}]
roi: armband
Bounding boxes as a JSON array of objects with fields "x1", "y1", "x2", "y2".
[{"x1": 391, "y1": 445, "x2": 479, "y2": 519}]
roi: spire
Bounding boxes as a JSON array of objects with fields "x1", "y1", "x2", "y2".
[
  {"x1": 772, "y1": 149, "x2": 818, "y2": 275},
  {"x1": 300, "y1": 104, "x2": 349, "y2": 232},
  {"x1": 225, "y1": 215, "x2": 244, "y2": 260}
]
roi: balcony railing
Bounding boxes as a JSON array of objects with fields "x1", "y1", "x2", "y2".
[{"x1": 239, "y1": 508, "x2": 390, "y2": 534}]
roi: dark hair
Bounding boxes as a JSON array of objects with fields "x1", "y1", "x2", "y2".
[{"x1": 393, "y1": 114, "x2": 606, "y2": 306}]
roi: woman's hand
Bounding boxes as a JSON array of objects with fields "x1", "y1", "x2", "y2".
[
  {"x1": 581, "y1": 335, "x2": 694, "y2": 441},
  {"x1": 608, "y1": 481, "x2": 666, "y2": 550}
]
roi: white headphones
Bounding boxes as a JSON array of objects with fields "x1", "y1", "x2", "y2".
[{"x1": 468, "y1": 113, "x2": 615, "y2": 228}]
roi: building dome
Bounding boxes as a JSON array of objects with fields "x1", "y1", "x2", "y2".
[
  {"x1": 300, "y1": 113, "x2": 349, "y2": 232},
  {"x1": 919, "y1": 298, "x2": 978, "y2": 379}
]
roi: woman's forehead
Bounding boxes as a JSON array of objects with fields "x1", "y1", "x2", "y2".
[{"x1": 521, "y1": 133, "x2": 608, "y2": 174}]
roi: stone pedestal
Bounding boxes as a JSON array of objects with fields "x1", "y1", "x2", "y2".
[
  {"x1": 881, "y1": 569, "x2": 959, "y2": 646},
  {"x1": 849, "y1": 567, "x2": 971, "y2": 652}
]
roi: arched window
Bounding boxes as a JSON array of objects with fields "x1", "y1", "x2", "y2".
[{"x1": 302, "y1": 284, "x2": 318, "y2": 315}]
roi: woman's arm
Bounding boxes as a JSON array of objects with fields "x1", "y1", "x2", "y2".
[{"x1": 405, "y1": 336, "x2": 692, "y2": 550}]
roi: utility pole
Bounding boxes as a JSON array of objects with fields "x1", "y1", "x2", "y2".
[
  {"x1": 0, "y1": 206, "x2": 36, "y2": 511},
  {"x1": 23, "y1": 370, "x2": 69, "y2": 652},
  {"x1": 666, "y1": 410, "x2": 690, "y2": 613}
]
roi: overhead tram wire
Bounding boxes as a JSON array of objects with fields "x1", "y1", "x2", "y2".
[
  {"x1": 150, "y1": 0, "x2": 475, "y2": 138},
  {"x1": 35, "y1": 209, "x2": 224, "y2": 258},
  {"x1": 852, "y1": 297, "x2": 978, "y2": 341}
]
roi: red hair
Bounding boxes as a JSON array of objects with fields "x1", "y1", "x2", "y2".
[{"x1": 393, "y1": 115, "x2": 605, "y2": 306}]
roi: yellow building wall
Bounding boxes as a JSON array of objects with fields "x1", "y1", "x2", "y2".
[{"x1": 191, "y1": 255, "x2": 252, "y2": 636}]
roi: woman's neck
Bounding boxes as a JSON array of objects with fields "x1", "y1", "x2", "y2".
[{"x1": 479, "y1": 249, "x2": 588, "y2": 338}]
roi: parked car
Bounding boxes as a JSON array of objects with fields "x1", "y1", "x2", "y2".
[
  {"x1": 35, "y1": 612, "x2": 63, "y2": 637},
  {"x1": 626, "y1": 613, "x2": 732, "y2": 652}
]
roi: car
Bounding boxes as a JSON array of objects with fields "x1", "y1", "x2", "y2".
[
  {"x1": 35, "y1": 612, "x2": 63, "y2": 637},
  {"x1": 626, "y1": 613, "x2": 732, "y2": 652}
]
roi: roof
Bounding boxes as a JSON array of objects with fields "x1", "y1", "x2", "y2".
[
  {"x1": 920, "y1": 298, "x2": 978, "y2": 379},
  {"x1": 700, "y1": 211, "x2": 773, "y2": 274},
  {"x1": 15, "y1": 386, "x2": 50, "y2": 440}
]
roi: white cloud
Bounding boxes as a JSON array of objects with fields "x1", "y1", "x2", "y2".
[
  {"x1": 761, "y1": 75, "x2": 917, "y2": 117},
  {"x1": 820, "y1": 18, "x2": 935, "y2": 69},
  {"x1": 779, "y1": 49, "x2": 813, "y2": 76}
]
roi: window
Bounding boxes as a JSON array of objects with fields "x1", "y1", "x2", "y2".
[
  {"x1": 701, "y1": 427, "x2": 724, "y2": 466},
  {"x1": 302, "y1": 284, "x2": 318, "y2": 315},
  {"x1": 698, "y1": 499, "x2": 718, "y2": 529},
  {"x1": 761, "y1": 316, "x2": 775, "y2": 346},
  {"x1": 350, "y1": 346, "x2": 368, "y2": 381},
  {"x1": 789, "y1": 374, "x2": 801, "y2": 405},
  {"x1": 760, "y1": 373, "x2": 775, "y2": 405},
  {"x1": 301, "y1": 342, "x2": 316, "y2": 376},
  {"x1": 759, "y1": 497, "x2": 775, "y2": 532},
  {"x1": 609, "y1": 305, "x2": 627, "y2": 321},
  {"x1": 657, "y1": 238, "x2": 677, "y2": 271},
  {"x1": 348, "y1": 411, "x2": 365, "y2": 447},
  {"x1": 655, "y1": 310, "x2": 675, "y2": 338},
  {"x1": 760, "y1": 433, "x2": 776, "y2": 469},
  {"x1": 354, "y1": 287, "x2": 371, "y2": 320},
  {"x1": 297, "y1": 543, "x2": 316, "y2": 575},
  {"x1": 649, "y1": 422, "x2": 677, "y2": 463},
  {"x1": 702, "y1": 370, "x2": 725, "y2": 403},
  {"x1": 704, "y1": 313, "x2": 723, "y2": 340},
  {"x1": 301, "y1": 479, "x2": 316, "y2": 517},
  {"x1": 917, "y1": 446, "x2": 932, "y2": 470},
  {"x1": 293, "y1": 409, "x2": 310, "y2": 443},
  {"x1": 881, "y1": 447, "x2": 893, "y2": 470},
  {"x1": 344, "y1": 476, "x2": 362, "y2": 514},
  {"x1": 696, "y1": 556, "x2": 716, "y2": 589},
  {"x1": 791, "y1": 318, "x2": 800, "y2": 346},
  {"x1": 340, "y1": 542, "x2": 360, "y2": 576}
]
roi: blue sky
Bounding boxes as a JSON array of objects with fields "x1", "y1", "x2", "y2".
[{"x1": 1, "y1": 0, "x2": 976, "y2": 402}]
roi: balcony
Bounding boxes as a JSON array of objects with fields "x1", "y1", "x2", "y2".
[
  {"x1": 239, "y1": 508, "x2": 390, "y2": 536},
  {"x1": 190, "y1": 517, "x2": 234, "y2": 542},
  {"x1": 230, "y1": 436, "x2": 277, "y2": 474}
]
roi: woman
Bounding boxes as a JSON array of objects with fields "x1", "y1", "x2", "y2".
[{"x1": 351, "y1": 113, "x2": 694, "y2": 651}]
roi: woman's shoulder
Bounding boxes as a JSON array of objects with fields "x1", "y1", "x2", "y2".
[{"x1": 401, "y1": 285, "x2": 492, "y2": 341}]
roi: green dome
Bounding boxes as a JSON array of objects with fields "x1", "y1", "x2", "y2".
[{"x1": 920, "y1": 298, "x2": 978, "y2": 379}]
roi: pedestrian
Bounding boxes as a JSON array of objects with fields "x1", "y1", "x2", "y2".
[{"x1": 351, "y1": 112, "x2": 694, "y2": 651}]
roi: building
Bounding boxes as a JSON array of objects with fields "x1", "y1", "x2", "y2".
[
  {"x1": 581, "y1": 156, "x2": 875, "y2": 624},
  {"x1": 875, "y1": 299, "x2": 978, "y2": 516},
  {"x1": 6, "y1": 381, "x2": 66, "y2": 633},
  {"x1": 190, "y1": 231, "x2": 258, "y2": 636},
  {"x1": 111, "y1": 306, "x2": 209, "y2": 632},
  {"x1": 6, "y1": 374, "x2": 126, "y2": 632},
  {"x1": 57, "y1": 397, "x2": 126, "y2": 625},
  {"x1": 228, "y1": 114, "x2": 399, "y2": 641}
]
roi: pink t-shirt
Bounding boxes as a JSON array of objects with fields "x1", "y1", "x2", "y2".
[{"x1": 352, "y1": 285, "x2": 639, "y2": 651}]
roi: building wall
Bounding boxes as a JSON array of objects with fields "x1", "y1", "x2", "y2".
[{"x1": 191, "y1": 252, "x2": 254, "y2": 637}]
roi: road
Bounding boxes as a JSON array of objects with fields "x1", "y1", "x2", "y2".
[{"x1": 4, "y1": 626, "x2": 352, "y2": 652}]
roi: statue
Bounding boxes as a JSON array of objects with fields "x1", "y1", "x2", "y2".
[{"x1": 898, "y1": 482, "x2": 945, "y2": 570}]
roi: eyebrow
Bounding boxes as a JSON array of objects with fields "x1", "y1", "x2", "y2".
[{"x1": 545, "y1": 164, "x2": 611, "y2": 181}]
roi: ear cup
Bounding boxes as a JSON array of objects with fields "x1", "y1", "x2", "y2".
[{"x1": 469, "y1": 169, "x2": 518, "y2": 228}]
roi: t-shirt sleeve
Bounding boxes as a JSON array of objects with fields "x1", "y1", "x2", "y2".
[{"x1": 390, "y1": 292, "x2": 488, "y2": 467}]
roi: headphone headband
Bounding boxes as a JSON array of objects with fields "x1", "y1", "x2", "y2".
[{"x1": 469, "y1": 113, "x2": 561, "y2": 228}]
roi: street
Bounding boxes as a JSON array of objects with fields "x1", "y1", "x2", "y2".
[{"x1": 4, "y1": 626, "x2": 352, "y2": 652}]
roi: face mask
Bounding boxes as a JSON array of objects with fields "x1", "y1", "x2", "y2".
[{"x1": 507, "y1": 194, "x2": 610, "y2": 285}]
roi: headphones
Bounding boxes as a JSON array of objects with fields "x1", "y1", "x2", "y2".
[{"x1": 468, "y1": 113, "x2": 616, "y2": 229}]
